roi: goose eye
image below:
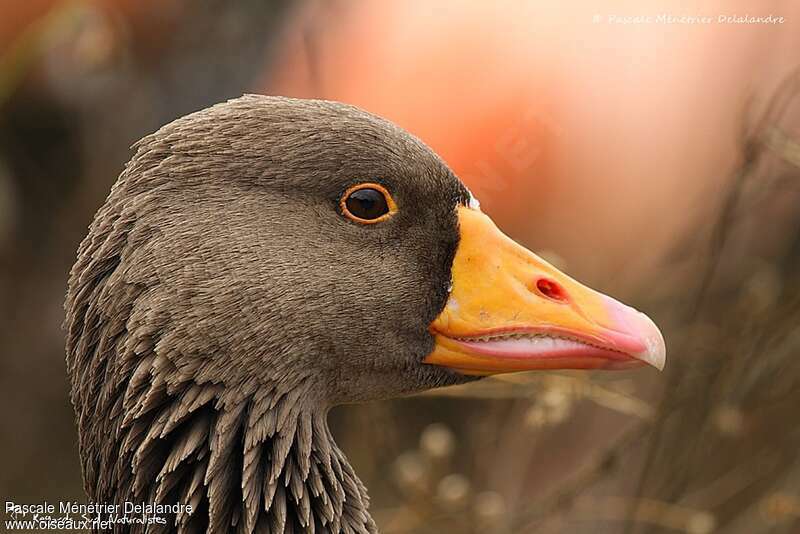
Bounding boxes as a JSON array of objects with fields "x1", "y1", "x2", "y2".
[{"x1": 340, "y1": 183, "x2": 397, "y2": 224}]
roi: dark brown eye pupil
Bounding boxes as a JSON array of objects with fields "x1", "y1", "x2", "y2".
[{"x1": 345, "y1": 188, "x2": 389, "y2": 220}]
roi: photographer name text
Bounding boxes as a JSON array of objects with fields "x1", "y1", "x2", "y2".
[
  {"x1": 4, "y1": 501, "x2": 194, "y2": 531},
  {"x1": 596, "y1": 14, "x2": 786, "y2": 25}
]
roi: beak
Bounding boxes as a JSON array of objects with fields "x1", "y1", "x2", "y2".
[{"x1": 424, "y1": 207, "x2": 666, "y2": 376}]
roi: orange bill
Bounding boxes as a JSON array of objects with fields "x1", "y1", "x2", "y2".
[{"x1": 425, "y1": 206, "x2": 666, "y2": 376}]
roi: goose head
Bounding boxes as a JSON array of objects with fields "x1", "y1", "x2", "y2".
[{"x1": 65, "y1": 95, "x2": 665, "y2": 533}]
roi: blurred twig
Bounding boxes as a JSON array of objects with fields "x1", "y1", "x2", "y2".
[
  {"x1": 624, "y1": 66, "x2": 800, "y2": 534},
  {"x1": 420, "y1": 373, "x2": 655, "y2": 420},
  {"x1": 513, "y1": 424, "x2": 649, "y2": 532}
]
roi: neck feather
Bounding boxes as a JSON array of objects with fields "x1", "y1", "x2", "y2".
[{"x1": 71, "y1": 354, "x2": 377, "y2": 533}]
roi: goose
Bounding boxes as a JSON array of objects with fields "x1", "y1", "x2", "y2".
[{"x1": 65, "y1": 94, "x2": 666, "y2": 533}]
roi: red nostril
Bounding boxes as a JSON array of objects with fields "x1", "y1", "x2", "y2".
[{"x1": 535, "y1": 278, "x2": 569, "y2": 302}]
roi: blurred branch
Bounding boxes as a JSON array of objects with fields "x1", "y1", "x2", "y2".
[
  {"x1": 624, "y1": 66, "x2": 800, "y2": 534},
  {"x1": 764, "y1": 127, "x2": 800, "y2": 169},
  {"x1": 513, "y1": 424, "x2": 649, "y2": 532},
  {"x1": 419, "y1": 373, "x2": 655, "y2": 420},
  {"x1": 568, "y1": 496, "x2": 715, "y2": 534}
]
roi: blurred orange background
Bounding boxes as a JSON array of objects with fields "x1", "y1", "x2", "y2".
[{"x1": 267, "y1": 0, "x2": 800, "y2": 292}]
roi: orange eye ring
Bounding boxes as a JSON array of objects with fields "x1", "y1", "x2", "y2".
[{"x1": 340, "y1": 182, "x2": 398, "y2": 224}]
